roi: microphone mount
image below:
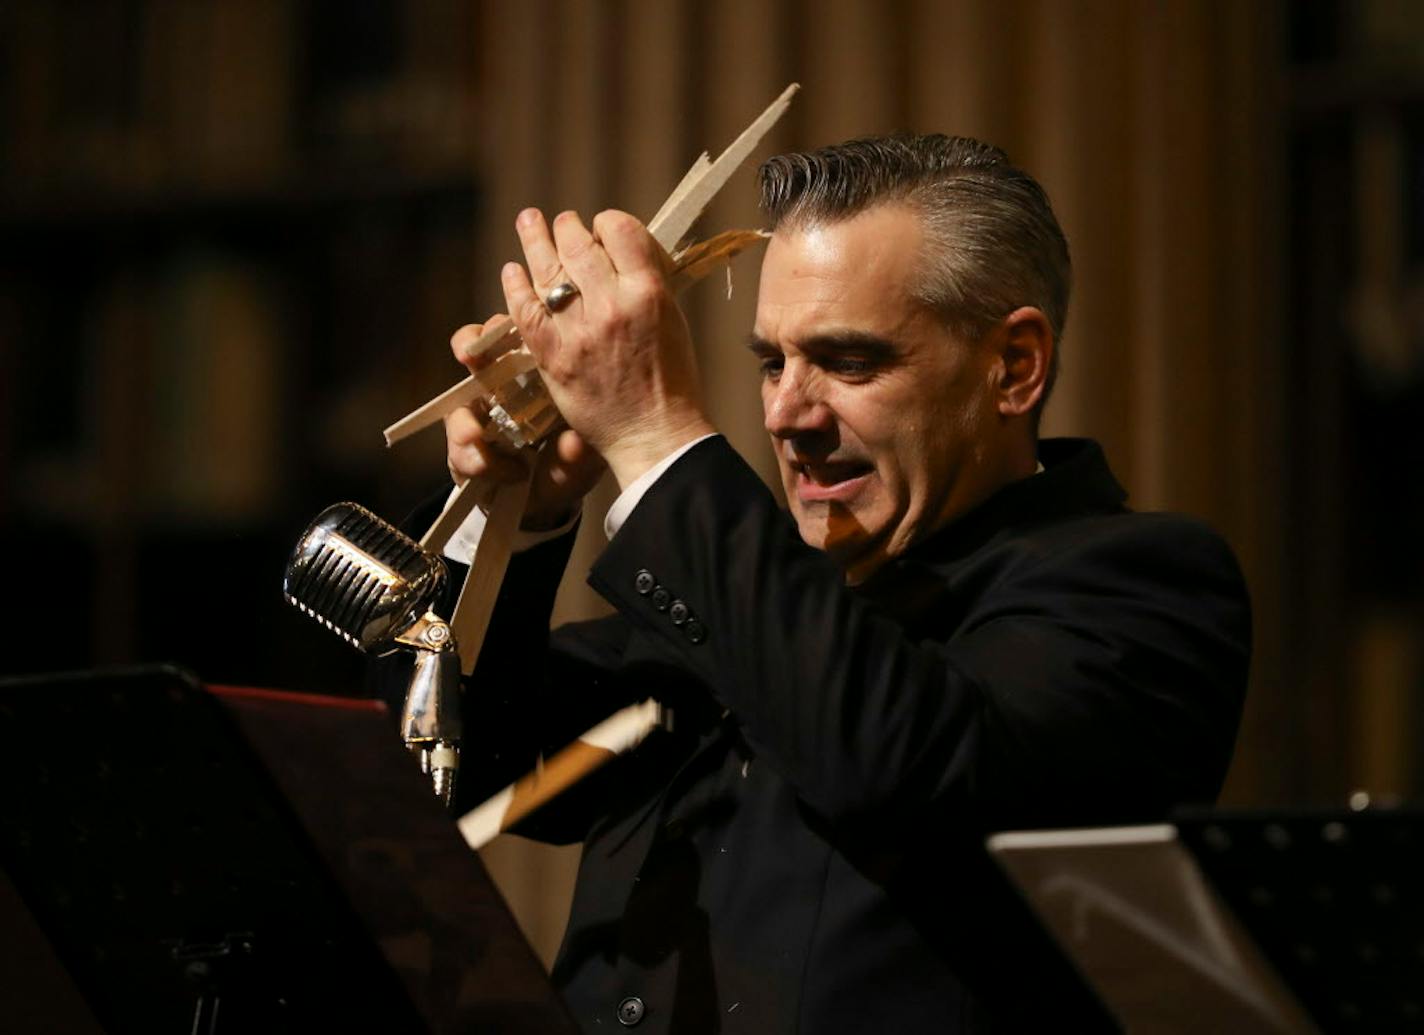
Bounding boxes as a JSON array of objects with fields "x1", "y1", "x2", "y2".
[{"x1": 283, "y1": 501, "x2": 462, "y2": 807}]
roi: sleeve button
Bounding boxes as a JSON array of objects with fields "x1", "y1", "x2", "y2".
[
  {"x1": 684, "y1": 620, "x2": 706, "y2": 644},
  {"x1": 634, "y1": 570, "x2": 655, "y2": 595},
  {"x1": 669, "y1": 601, "x2": 689, "y2": 625},
  {"x1": 651, "y1": 587, "x2": 671, "y2": 612},
  {"x1": 617, "y1": 995, "x2": 645, "y2": 1026}
]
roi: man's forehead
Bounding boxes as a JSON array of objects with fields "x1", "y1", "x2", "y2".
[
  {"x1": 764, "y1": 205, "x2": 924, "y2": 262},
  {"x1": 754, "y1": 206, "x2": 930, "y2": 339}
]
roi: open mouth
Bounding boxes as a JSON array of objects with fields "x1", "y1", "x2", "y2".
[{"x1": 790, "y1": 459, "x2": 874, "y2": 502}]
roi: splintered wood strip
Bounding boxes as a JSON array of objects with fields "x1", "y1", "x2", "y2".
[
  {"x1": 459, "y1": 320, "x2": 521, "y2": 366},
  {"x1": 455, "y1": 740, "x2": 614, "y2": 848},
  {"x1": 385, "y1": 373, "x2": 483, "y2": 446},
  {"x1": 649, "y1": 151, "x2": 710, "y2": 231},
  {"x1": 418, "y1": 478, "x2": 481, "y2": 553},
  {"x1": 646, "y1": 83, "x2": 798, "y2": 251},
  {"x1": 502, "y1": 392, "x2": 556, "y2": 429},
  {"x1": 455, "y1": 699, "x2": 664, "y2": 850},
  {"x1": 381, "y1": 84, "x2": 797, "y2": 448},
  {"x1": 450, "y1": 469, "x2": 534, "y2": 675},
  {"x1": 669, "y1": 228, "x2": 769, "y2": 292},
  {"x1": 384, "y1": 346, "x2": 538, "y2": 446},
  {"x1": 383, "y1": 229, "x2": 770, "y2": 445}
]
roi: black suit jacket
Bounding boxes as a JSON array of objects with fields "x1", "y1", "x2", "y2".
[{"x1": 385, "y1": 437, "x2": 1250, "y2": 1033}]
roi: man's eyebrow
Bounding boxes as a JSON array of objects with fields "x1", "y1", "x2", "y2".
[
  {"x1": 803, "y1": 330, "x2": 898, "y2": 357},
  {"x1": 745, "y1": 330, "x2": 898, "y2": 356}
]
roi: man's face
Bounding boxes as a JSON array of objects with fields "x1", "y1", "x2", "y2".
[{"x1": 750, "y1": 204, "x2": 1001, "y2": 580}]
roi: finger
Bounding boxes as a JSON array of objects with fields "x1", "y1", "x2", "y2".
[
  {"x1": 501, "y1": 260, "x2": 556, "y2": 364},
  {"x1": 552, "y1": 210, "x2": 615, "y2": 296},
  {"x1": 450, "y1": 314, "x2": 510, "y2": 372},
  {"x1": 534, "y1": 427, "x2": 594, "y2": 483},
  {"x1": 445, "y1": 405, "x2": 487, "y2": 453},
  {"x1": 446, "y1": 407, "x2": 527, "y2": 483},
  {"x1": 450, "y1": 322, "x2": 484, "y2": 365},
  {"x1": 514, "y1": 208, "x2": 568, "y2": 294},
  {"x1": 593, "y1": 209, "x2": 669, "y2": 280},
  {"x1": 553, "y1": 426, "x2": 594, "y2": 467}
]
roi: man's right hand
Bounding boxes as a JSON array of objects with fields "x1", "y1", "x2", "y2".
[{"x1": 444, "y1": 315, "x2": 606, "y2": 531}]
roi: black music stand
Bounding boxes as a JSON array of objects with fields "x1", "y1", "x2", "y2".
[
  {"x1": 1176, "y1": 806, "x2": 1424, "y2": 1034},
  {"x1": 992, "y1": 808, "x2": 1424, "y2": 1035},
  {"x1": 0, "y1": 665, "x2": 575, "y2": 1035}
]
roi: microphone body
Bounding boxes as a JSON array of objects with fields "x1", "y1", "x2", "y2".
[{"x1": 284, "y1": 501, "x2": 462, "y2": 806}]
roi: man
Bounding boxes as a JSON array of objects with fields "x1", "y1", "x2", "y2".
[{"x1": 411, "y1": 135, "x2": 1249, "y2": 1032}]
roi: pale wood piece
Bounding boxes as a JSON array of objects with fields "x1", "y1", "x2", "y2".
[
  {"x1": 418, "y1": 477, "x2": 482, "y2": 553},
  {"x1": 648, "y1": 151, "x2": 710, "y2": 233},
  {"x1": 383, "y1": 337, "x2": 535, "y2": 446},
  {"x1": 381, "y1": 83, "x2": 797, "y2": 447},
  {"x1": 456, "y1": 699, "x2": 665, "y2": 850},
  {"x1": 407, "y1": 85, "x2": 797, "y2": 768},
  {"x1": 646, "y1": 82, "x2": 798, "y2": 251},
  {"x1": 465, "y1": 741, "x2": 614, "y2": 849},
  {"x1": 449, "y1": 469, "x2": 534, "y2": 675},
  {"x1": 669, "y1": 228, "x2": 769, "y2": 292},
  {"x1": 382, "y1": 231, "x2": 767, "y2": 446}
]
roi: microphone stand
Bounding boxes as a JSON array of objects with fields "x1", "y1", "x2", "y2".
[{"x1": 392, "y1": 611, "x2": 462, "y2": 807}]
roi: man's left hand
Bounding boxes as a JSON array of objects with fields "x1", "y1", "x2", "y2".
[{"x1": 499, "y1": 207, "x2": 717, "y2": 489}]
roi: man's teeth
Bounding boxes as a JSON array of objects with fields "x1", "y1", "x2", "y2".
[{"x1": 799, "y1": 463, "x2": 864, "y2": 485}]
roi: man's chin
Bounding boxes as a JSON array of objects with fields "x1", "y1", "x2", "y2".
[{"x1": 793, "y1": 508, "x2": 886, "y2": 577}]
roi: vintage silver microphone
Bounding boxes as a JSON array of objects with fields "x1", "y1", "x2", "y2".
[{"x1": 283, "y1": 501, "x2": 462, "y2": 806}]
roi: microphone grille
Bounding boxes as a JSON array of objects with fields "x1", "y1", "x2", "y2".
[{"x1": 283, "y1": 501, "x2": 447, "y2": 651}]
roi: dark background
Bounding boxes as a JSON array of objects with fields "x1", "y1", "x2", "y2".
[{"x1": 2, "y1": 0, "x2": 1421, "y2": 833}]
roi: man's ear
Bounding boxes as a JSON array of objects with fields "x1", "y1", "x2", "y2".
[{"x1": 993, "y1": 306, "x2": 1053, "y2": 418}]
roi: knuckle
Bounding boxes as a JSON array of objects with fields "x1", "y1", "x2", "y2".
[
  {"x1": 518, "y1": 295, "x2": 549, "y2": 328},
  {"x1": 450, "y1": 324, "x2": 479, "y2": 352},
  {"x1": 591, "y1": 209, "x2": 619, "y2": 236},
  {"x1": 446, "y1": 442, "x2": 476, "y2": 473},
  {"x1": 585, "y1": 300, "x2": 626, "y2": 337},
  {"x1": 562, "y1": 232, "x2": 593, "y2": 262},
  {"x1": 625, "y1": 274, "x2": 663, "y2": 307},
  {"x1": 446, "y1": 405, "x2": 488, "y2": 439},
  {"x1": 543, "y1": 350, "x2": 577, "y2": 384},
  {"x1": 600, "y1": 208, "x2": 635, "y2": 233}
]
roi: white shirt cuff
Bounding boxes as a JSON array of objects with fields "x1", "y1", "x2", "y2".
[
  {"x1": 441, "y1": 489, "x2": 581, "y2": 566},
  {"x1": 604, "y1": 434, "x2": 720, "y2": 540}
]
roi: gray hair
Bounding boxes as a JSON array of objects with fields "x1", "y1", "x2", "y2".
[{"x1": 758, "y1": 134, "x2": 1071, "y2": 399}]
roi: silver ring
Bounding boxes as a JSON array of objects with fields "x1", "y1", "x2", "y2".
[{"x1": 544, "y1": 281, "x2": 580, "y2": 312}]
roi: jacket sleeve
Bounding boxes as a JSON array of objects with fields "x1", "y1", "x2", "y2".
[{"x1": 587, "y1": 437, "x2": 1250, "y2": 837}]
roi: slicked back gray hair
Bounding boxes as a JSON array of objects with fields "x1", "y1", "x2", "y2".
[{"x1": 758, "y1": 134, "x2": 1071, "y2": 401}]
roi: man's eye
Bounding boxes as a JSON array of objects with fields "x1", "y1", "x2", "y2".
[
  {"x1": 828, "y1": 357, "x2": 873, "y2": 376},
  {"x1": 758, "y1": 357, "x2": 784, "y2": 378}
]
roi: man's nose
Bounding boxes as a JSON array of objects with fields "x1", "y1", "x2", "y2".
[{"x1": 763, "y1": 366, "x2": 832, "y2": 439}]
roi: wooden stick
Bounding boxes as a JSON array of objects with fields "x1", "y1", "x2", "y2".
[
  {"x1": 402, "y1": 87, "x2": 797, "y2": 788},
  {"x1": 449, "y1": 469, "x2": 533, "y2": 675},
  {"x1": 383, "y1": 334, "x2": 535, "y2": 446},
  {"x1": 418, "y1": 477, "x2": 482, "y2": 553},
  {"x1": 456, "y1": 698, "x2": 665, "y2": 849},
  {"x1": 669, "y1": 228, "x2": 769, "y2": 292},
  {"x1": 383, "y1": 229, "x2": 769, "y2": 446},
  {"x1": 381, "y1": 83, "x2": 798, "y2": 447},
  {"x1": 646, "y1": 83, "x2": 798, "y2": 251},
  {"x1": 648, "y1": 151, "x2": 710, "y2": 233}
]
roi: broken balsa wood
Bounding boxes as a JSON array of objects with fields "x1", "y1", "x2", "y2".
[
  {"x1": 381, "y1": 83, "x2": 798, "y2": 450},
  {"x1": 382, "y1": 225, "x2": 773, "y2": 448}
]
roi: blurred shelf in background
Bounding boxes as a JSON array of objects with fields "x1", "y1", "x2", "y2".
[{"x1": 0, "y1": 0, "x2": 484, "y2": 691}]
